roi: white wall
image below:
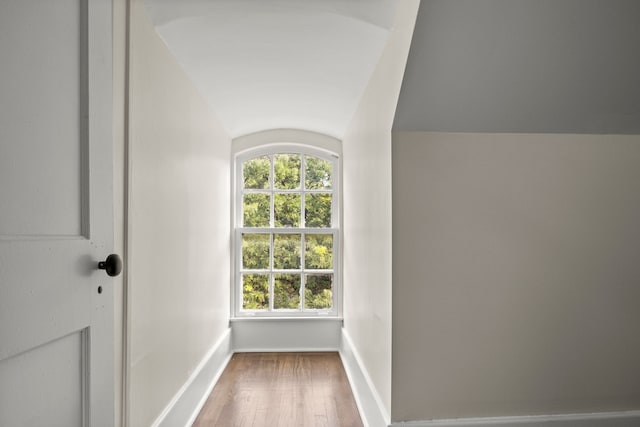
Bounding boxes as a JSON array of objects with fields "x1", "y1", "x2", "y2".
[
  {"x1": 341, "y1": 1, "x2": 419, "y2": 420},
  {"x1": 127, "y1": 1, "x2": 231, "y2": 425},
  {"x1": 392, "y1": 131, "x2": 640, "y2": 422}
]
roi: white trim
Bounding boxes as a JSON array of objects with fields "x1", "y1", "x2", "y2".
[
  {"x1": 339, "y1": 329, "x2": 390, "y2": 427},
  {"x1": 230, "y1": 316, "x2": 343, "y2": 322},
  {"x1": 231, "y1": 139, "x2": 342, "y2": 319},
  {"x1": 233, "y1": 129, "x2": 342, "y2": 156},
  {"x1": 232, "y1": 318, "x2": 342, "y2": 352},
  {"x1": 389, "y1": 411, "x2": 640, "y2": 427},
  {"x1": 152, "y1": 329, "x2": 233, "y2": 427}
]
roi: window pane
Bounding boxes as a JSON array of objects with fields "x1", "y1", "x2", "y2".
[
  {"x1": 242, "y1": 234, "x2": 270, "y2": 269},
  {"x1": 305, "y1": 234, "x2": 333, "y2": 269},
  {"x1": 274, "y1": 274, "x2": 301, "y2": 309},
  {"x1": 243, "y1": 193, "x2": 270, "y2": 227},
  {"x1": 305, "y1": 193, "x2": 332, "y2": 227},
  {"x1": 274, "y1": 234, "x2": 301, "y2": 269},
  {"x1": 242, "y1": 274, "x2": 269, "y2": 310},
  {"x1": 274, "y1": 154, "x2": 300, "y2": 189},
  {"x1": 305, "y1": 156, "x2": 332, "y2": 190},
  {"x1": 304, "y1": 275, "x2": 333, "y2": 310},
  {"x1": 274, "y1": 193, "x2": 300, "y2": 227},
  {"x1": 243, "y1": 156, "x2": 270, "y2": 189}
]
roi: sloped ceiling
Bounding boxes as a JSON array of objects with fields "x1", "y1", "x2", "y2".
[
  {"x1": 144, "y1": 0, "x2": 396, "y2": 139},
  {"x1": 394, "y1": 0, "x2": 640, "y2": 134}
]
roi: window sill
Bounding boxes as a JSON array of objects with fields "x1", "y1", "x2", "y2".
[{"x1": 229, "y1": 316, "x2": 343, "y2": 323}]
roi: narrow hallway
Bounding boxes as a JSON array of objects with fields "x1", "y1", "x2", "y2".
[{"x1": 193, "y1": 353, "x2": 363, "y2": 427}]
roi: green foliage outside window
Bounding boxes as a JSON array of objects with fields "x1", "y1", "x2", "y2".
[
  {"x1": 305, "y1": 194, "x2": 332, "y2": 227},
  {"x1": 243, "y1": 194, "x2": 270, "y2": 227},
  {"x1": 274, "y1": 234, "x2": 301, "y2": 269},
  {"x1": 242, "y1": 234, "x2": 269, "y2": 269},
  {"x1": 274, "y1": 274, "x2": 300, "y2": 309},
  {"x1": 243, "y1": 156, "x2": 270, "y2": 189},
  {"x1": 305, "y1": 235, "x2": 333, "y2": 269},
  {"x1": 274, "y1": 194, "x2": 300, "y2": 227},
  {"x1": 305, "y1": 156, "x2": 332, "y2": 190},
  {"x1": 274, "y1": 154, "x2": 300, "y2": 189},
  {"x1": 240, "y1": 152, "x2": 336, "y2": 312},
  {"x1": 305, "y1": 275, "x2": 332, "y2": 309},
  {"x1": 242, "y1": 274, "x2": 269, "y2": 309}
]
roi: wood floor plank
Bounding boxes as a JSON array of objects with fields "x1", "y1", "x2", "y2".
[{"x1": 193, "y1": 352, "x2": 363, "y2": 427}]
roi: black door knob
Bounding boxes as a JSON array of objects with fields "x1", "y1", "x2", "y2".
[{"x1": 98, "y1": 254, "x2": 123, "y2": 277}]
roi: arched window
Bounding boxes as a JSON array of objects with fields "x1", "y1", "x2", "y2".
[{"x1": 233, "y1": 133, "x2": 340, "y2": 318}]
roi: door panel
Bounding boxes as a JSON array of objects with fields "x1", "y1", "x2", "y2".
[
  {"x1": 0, "y1": 0, "x2": 114, "y2": 426},
  {"x1": 0, "y1": 0, "x2": 83, "y2": 237},
  {"x1": 0, "y1": 331, "x2": 86, "y2": 427}
]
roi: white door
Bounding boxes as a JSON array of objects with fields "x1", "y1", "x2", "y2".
[{"x1": 0, "y1": 1, "x2": 115, "y2": 426}]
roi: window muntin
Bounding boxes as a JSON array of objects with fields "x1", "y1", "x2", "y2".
[{"x1": 235, "y1": 148, "x2": 338, "y2": 316}]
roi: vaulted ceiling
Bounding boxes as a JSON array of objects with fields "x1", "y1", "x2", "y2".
[{"x1": 144, "y1": 0, "x2": 397, "y2": 139}]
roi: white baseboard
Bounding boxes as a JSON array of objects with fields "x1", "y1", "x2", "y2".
[
  {"x1": 390, "y1": 410, "x2": 640, "y2": 427},
  {"x1": 231, "y1": 318, "x2": 342, "y2": 352},
  {"x1": 339, "y1": 329, "x2": 390, "y2": 427},
  {"x1": 152, "y1": 328, "x2": 233, "y2": 427}
]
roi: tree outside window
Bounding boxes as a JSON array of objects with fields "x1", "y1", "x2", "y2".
[{"x1": 236, "y1": 149, "x2": 338, "y2": 316}]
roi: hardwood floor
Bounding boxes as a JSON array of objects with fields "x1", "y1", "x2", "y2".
[{"x1": 193, "y1": 352, "x2": 363, "y2": 427}]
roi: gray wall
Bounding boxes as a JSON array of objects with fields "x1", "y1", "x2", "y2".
[
  {"x1": 390, "y1": 2, "x2": 640, "y2": 422},
  {"x1": 392, "y1": 131, "x2": 640, "y2": 422},
  {"x1": 393, "y1": 0, "x2": 640, "y2": 134}
]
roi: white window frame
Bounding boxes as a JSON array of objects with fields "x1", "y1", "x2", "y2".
[{"x1": 232, "y1": 131, "x2": 341, "y2": 319}]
